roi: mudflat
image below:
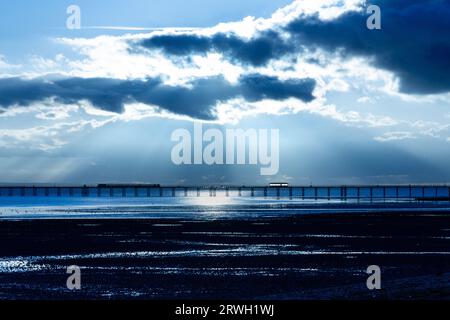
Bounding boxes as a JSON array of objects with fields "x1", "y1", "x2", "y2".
[{"x1": 0, "y1": 211, "x2": 449, "y2": 299}]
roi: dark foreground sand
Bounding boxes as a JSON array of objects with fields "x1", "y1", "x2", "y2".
[{"x1": 0, "y1": 211, "x2": 449, "y2": 300}]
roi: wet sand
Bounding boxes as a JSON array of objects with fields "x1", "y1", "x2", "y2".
[{"x1": 0, "y1": 210, "x2": 449, "y2": 300}]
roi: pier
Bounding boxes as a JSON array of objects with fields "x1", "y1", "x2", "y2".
[{"x1": 0, "y1": 184, "x2": 449, "y2": 202}]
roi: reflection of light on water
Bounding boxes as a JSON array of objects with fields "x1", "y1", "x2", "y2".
[
  {"x1": 182, "y1": 196, "x2": 245, "y2": 219},
  {"x1": 185, "y1": 196, "x2": 237, "y2": 206},
  {"x1": 0, "y1": 259, "x2": 48, "y2": 273}
]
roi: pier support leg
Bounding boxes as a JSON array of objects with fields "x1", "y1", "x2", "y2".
[{"x1": 82, "y1": 187, "x2": 90, "y2": 197}]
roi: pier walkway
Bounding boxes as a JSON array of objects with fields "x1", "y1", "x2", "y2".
[{"x1": 0, "y1": 184, "x2": 449, "y2": 202}]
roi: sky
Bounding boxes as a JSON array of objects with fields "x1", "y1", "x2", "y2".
[{"x1": 0, "y1": 0, "x2": 449, "y2": 185}]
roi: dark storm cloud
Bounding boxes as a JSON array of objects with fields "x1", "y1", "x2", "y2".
[
  {"x1": 0, "y1": 77, "x2": 133, "y2": 114},
  {"x1": 138, "y1": 0, "x2": 450, "y2": 95},
  {"x1": 0, "y1": 75, "x2": 316, "y2": 120},
  {"x1": 140, "y1": 30, "x2": 293, "y2": 66},
  {"x1": 287, "y1": 0, "x2": 450, "y2": 94}
]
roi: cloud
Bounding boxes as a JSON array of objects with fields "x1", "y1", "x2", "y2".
[
  {"x1": 286, "y1": 0, "x2": 450, "y2": 94},
  {"x1": 140, "y1": 30, "x2": 294, "y2": 67},
  {"x1": 0, "y1": 121, "x2": 85, "y2": 151},
  {"x1": 1, "y1": 0, "x2": 448, "y2": 147},
  {"x1": 0, "y1": 55, "x2": 21, "y2": 73},
  {"x1": 0, "y1": 75, "x2": 316, "y2": 120},
  {"x1": 136, "y1": 0, "x2": 450, "y2": 95},
  {"x1": 357, "y1": 96, "x2": 374, "y2": 104},
  {"x1": 373, "y1": 121, "x2": 450, "y2": 142},
  {"x1": 374, "y1": 131, "x2": 416, "y2": 142}
]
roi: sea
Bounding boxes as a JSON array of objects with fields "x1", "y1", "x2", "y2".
[{"x1": 0, "y1": 195, "x2": 449, "y2": 300}]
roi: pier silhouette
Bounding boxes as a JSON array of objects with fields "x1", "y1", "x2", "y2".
[{"x1": 0, "y1": 184, "x2": 449, "y2": 202}]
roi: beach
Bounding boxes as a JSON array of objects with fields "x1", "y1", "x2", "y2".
[{"x1": 0, "y1": 199, "x2": 449, "y2": 299}]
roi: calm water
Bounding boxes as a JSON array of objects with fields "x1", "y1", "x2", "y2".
[{"x1": 1, "y1": 196, "x2": 450, "y2": 220}]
